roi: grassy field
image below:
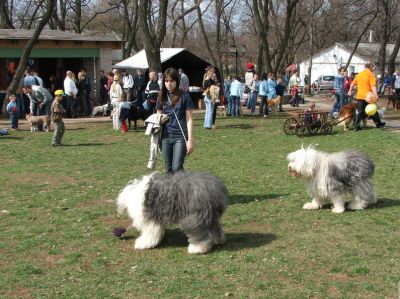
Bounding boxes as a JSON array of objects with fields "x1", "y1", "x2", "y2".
[{"x1": 1, "y1": 112, "x2": 399, "y2": 299}]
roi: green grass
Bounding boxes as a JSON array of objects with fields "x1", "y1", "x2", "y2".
[{"x1": 1, "y1": 113, "x2": 399, "y2": 298}]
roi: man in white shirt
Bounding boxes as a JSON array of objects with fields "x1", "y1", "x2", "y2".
[
  {"x1": 64, "y1": 71, "x2": 78, "y2": 118},
  {"x1": 122, "y1": 70, "x2": 134, "y2": 101}
]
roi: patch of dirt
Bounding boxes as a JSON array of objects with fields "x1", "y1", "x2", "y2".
[
  {"x1": 4, "y1": 173, "x2": 76, "y2": 188},
  {"x1": 0, "y1": 288, "x2": 34, "y2": 299}
]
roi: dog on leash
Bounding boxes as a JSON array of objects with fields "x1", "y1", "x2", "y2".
[
  {"x1": 91, "y1": 104, "x2": 111, "y2": 117},
  {"x1": 26, "y1": 114, "x2": 50, "y2": 132},
  {"x1": 116, "y1": 171, "x2": 228, "y2": 254},
  {"x1": 287, "y1": 146, "x2": 377, "y2": 213},
  {"x1": 337, "y1": 102, "x2": 367, "y2": 131},
  {"x1": 267, "y1": 96, "x2": 281, "y2": 115}
]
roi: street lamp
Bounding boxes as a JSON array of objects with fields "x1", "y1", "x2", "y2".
[{"x1": 229, "y1": 45, "x2": 247, "y2": 77}]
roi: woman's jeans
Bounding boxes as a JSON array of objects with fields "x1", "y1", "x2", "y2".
[
  {"x1": 248, "y1": 91, "x2": 257, "y2": 114},
  {"x1": 230, "y1": 96, "x2": 240, "y2": 117},
  {"x1": 204, "y1": 96, "x2": 214, "y2": 128},
  {"x1": 161, "y1": 133, "x2": 187, "y2": 174}
]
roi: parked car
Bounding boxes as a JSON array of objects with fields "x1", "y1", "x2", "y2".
[{"x1": 312, "y1": 75, "x2": 335, "y2": 92}]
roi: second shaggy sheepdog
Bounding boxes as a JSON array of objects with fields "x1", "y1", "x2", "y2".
[
  {"x1": 116, "y1": 171, "x2": 228, "y2": 254},
  {"x1": 287, "y1": 146, "x2": 376, "y2": 213}
]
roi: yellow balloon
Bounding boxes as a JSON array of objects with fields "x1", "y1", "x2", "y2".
[{"x1": 365, "y1": 104, "x2": 377, "y2": 116}]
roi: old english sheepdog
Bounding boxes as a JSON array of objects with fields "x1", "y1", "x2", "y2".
[
  {"x1": 287, "y1": 146, "x2": 377, "y2": 213},
  {"x1": 116, "y1": 171, "x2": 228, "y2": 254}
]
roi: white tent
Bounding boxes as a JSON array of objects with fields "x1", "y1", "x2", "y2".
[
  {"x1": 114, "y1": 48, "x2": 186, "y2": 69},
  {"x1": 114, "y1": 48, "x2": 217, "y2": 88}
]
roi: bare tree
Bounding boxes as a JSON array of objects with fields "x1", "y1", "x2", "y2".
[
  {"x1": 388, "y1": 29, "x2": 400, "y2": 74},
  {"x1": 0, "y1": 0, "x2": 15, "y2": 28},
  {"x1": 344, "y1": 8, "x2": 378, "y2": 70},
  {"x1": 169, "y1": 0, "x2": 201, "y2": 48},
  {"x1": 377, "y1": 0, "x2": 390, "y2": 79},
  {"x1": 2, "y1": 0, "x2": 56, "y2": 114},
  {"x1": 138, "y1": 0, "x2": 168, "y2": 72}
]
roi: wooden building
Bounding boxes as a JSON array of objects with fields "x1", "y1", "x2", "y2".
[{"x1": 0, "y1": 29, "x2": 122, "y2": 96}]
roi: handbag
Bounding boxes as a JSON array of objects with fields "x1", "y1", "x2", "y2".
[{"x1": 143, "y1": 99, "x2": 150, "y2": 110}]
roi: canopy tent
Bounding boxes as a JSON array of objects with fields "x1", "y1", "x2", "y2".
[{"x1": 114, "y1": 48, "x2": 218, "y2": 87}]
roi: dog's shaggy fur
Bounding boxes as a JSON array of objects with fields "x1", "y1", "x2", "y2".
[
  {"x1": 116, "y1": 171, "x2": 228, "y2": 254},
  {"x1": 26, "y1": 114, "x2": 50, "y2": 132},
  {"x1": 91, "y1": 104, "x2": 110, "y2": 117},
  {"x1": 287, "y1": 146, "x2": 376, "y2": 213}
]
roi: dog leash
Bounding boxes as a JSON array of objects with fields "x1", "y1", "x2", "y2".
[{"x1": 167, "y1": 94, "x2": 188, "y2": 143}]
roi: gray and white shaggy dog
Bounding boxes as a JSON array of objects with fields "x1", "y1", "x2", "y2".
[
  {"x1": 116, "y1": 171, "x2": 228, "y2": 254},
  {"x1": 287, "y1": 146, "x2": 377, "y2": 213}
]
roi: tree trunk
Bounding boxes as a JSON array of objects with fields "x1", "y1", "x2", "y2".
[
  {"x1": 377, "y1": 0, "x2": 389, "y2": 79},
  {"x1": 0, "y1": 0, "x2": 14, "y2": 28},
  {"x1": 138, "y1": 0, "x2": 167, "y2": 73},
  {"x1": 195, "y1": 4, "x2": 218, "y2": 67},
  {"x1": 307, "y1": 18, "x2": 314, "y2": 95},
  {"x1": 74, "y1": 0, "x2": 82, "y2": 33},
  {"x1": 387, "y1": 30, "x2": 400, "y2": 75},
  {"x1": 2, "y1": 0, "x2": 56, "y2": 114}
]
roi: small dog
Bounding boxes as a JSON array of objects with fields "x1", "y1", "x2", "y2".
[
  {"x1": 91, "y1": 104, "x2": 110, "y2": 117},
  {"x1": 116, "y1": 171, "x2": 228, "y2": 254},
  {"x1": 387, "y1": 94, "x2": 400, "y2": 111},
  {"x1": 217, "y1": 105, "x2": 227, "y2": 116},
  {"x1": 26, "y1": 114, "x2": 50, "y2": 132},
  {"x1": 287, "y1": 146, "x2": 377, "y2": 213},
  {"x1": 337, "y1": 102, "x2": 367, "y2": 131},
  {"x1": 267, "y1": 96, "x2": 281, "y2": 115}
]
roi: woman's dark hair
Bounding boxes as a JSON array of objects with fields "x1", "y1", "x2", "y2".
[
  {"x1": 159, "y1": 67, "x2": 181, "y2": 109},
  {"x1": 261, "y1": 73, "x2": 268, "y2": 81}
]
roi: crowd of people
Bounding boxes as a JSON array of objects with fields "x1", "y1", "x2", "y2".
[{"x1": 3, "y1": 59, "x2": 389, "y2": 151}]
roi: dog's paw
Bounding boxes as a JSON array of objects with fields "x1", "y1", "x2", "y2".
[
  {"x1": 331, "y1": 207, "x2": 345, "y2": 214},
  {"x1": 134, "y1": 237, "x2": 156, "y2": 250},
  {"x1": 188, "y1": 243, "x2": 212, "y2": 254},
  {"x1": 347, "y1": 200, "x2": 366, "y2": 210},
  {"x1": 303, "y1": 202, "x2": 320, "y2": 210}
]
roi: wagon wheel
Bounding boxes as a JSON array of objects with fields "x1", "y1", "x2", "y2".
[
  {"x1": 311, "y1": 120, "x2": 322, "y2": 134},
  {"x1": 283, "y1": 118, "x2": 298, "y2": 135},
  {"x1": 295, "y1": 120, "x2": 308, "y2": 137},
  {"x1": 320, "y1": 122, "x2": 333, "y2": 134}
]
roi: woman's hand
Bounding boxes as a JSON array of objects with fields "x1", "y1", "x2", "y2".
[{"x1": 186, "y1": 139, "x2": 194, "y2": 155}]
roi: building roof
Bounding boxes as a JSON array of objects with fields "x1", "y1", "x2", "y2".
[
  {"x1": 0, "y1": 29, "x2": 121, "y2": 42},
  {"x1": 337, "y1": 42, "x2": 400, "y2": 64}
]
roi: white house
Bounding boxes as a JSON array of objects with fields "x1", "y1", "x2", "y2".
[{"x1": 297, "y1": 42, "x2": 400, "y2": 83}]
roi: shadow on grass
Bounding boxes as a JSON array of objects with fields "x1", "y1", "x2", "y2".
[
  {"x1": 229, "y1": 193, "x2": 289, "y2": 204},
  {"x1": 216, "y1": 123, "x2": 254, "y2": 130},
  {"x1": 119, "y1": 229, "x2": 277, "y2": 252},
  {"x1": 0, "y1": 136, "x2": 25, "y2": 140},
  {"x1": 374, "y1": 198, "x2": 400, "y2": 209},
  {"x1": 318, "y1": 198, "x2": 400, "y2": 210},
  {"x1": 62, "y1": 143, "x2": 115, "y2": 147},
  {"x1": 64, "y1": 127, "x2": 86, "y2": 131}
]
